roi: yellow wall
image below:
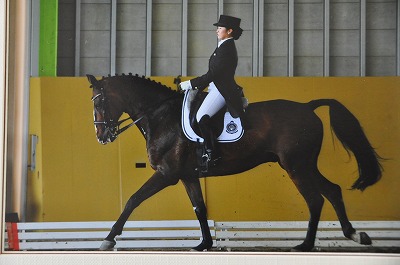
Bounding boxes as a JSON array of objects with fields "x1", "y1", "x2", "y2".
[{"x1": 28, "y1": 77, "x2": 400, "y2": 222}]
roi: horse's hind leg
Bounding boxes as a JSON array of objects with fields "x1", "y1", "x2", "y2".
[
  {"x1": 283, "y1": 164, "x2": 325, "y2": 251},
  {"x1": 315, "y1": 171, "x2": 372, "y2": 245}
]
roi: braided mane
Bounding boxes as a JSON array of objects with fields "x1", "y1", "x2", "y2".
[{"x1": 100, "y1": 73, "x2": 179, "y2": 95}]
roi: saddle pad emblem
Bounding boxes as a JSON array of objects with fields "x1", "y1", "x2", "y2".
[
  {"x1": 226, "y1": 121, "x2": 238, "y2": 134},
  {"x1": 181, "y1": 90, "x2": 244, "y2": 143}
]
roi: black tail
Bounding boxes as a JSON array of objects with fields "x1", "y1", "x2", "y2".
[{"x1": 308, "y1": 99, "x2": 383, "y2": 191}]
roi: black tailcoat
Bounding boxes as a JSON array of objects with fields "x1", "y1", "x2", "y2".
[{"x1": 190, "y1": 38, "x2": 244, "y2": 118}]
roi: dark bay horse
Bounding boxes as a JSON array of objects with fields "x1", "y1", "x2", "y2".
[{"x1": 86, "y1": 74, "x2": 382, "y2": 252}]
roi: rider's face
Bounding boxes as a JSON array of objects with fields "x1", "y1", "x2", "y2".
[{"x1": 216, "y1": 27, "x2": 233, "y2": 41}]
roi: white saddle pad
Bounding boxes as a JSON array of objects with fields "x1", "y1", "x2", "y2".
[{"x1": 181, "y1": 90, "x2": 244, "y2": 143}]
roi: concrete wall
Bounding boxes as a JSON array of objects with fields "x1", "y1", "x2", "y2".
[
  {"x1": 58, "y1": 0, "x2": 399, "y2": 77},
  {"x1": 27, "y1": 76, "x2": 400, "y2": 222}
]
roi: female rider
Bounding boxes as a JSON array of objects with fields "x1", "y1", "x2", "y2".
[{"x1": 180, "y1": 15, "x2": 244, "y2": 171}]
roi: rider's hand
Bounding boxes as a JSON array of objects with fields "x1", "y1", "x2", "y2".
[{"x1": 179, "y1": 80, "x2": 192, "y2": 91}]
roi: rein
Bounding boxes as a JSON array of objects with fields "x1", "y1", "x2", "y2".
[{"x1": 93, "y1": 116, "x2": 143, "y2": 137}]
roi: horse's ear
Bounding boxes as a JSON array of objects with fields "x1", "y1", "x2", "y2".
[{"x1": 86, "y1": 74, "x2": 99, "y2": 88}]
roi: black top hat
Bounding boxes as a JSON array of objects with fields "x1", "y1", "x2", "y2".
[{"x1": 213, "y1": 15, "x2": 242, "y2": 31}]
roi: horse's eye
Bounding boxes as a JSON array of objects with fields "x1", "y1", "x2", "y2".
[{"x1": 94, "y1": 98, "x2": 105, "y2": 110}]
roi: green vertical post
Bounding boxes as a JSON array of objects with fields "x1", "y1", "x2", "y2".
[{"x1": 39, "y1": 0, "x2": 58, "y2": 76}]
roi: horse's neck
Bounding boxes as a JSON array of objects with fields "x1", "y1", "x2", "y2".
[
  {"x1": 129, "y1": 95, "x2": 178, "y2": 141},
  {"x1": 123, "y1": 83, "x2": 178, "y2": 138},
  {"x1": 127, "y1": 91, "x2": 174, "y2": 117},
  {"x1": 120, "y1": 79, "x2": 154, "y2": 110}
]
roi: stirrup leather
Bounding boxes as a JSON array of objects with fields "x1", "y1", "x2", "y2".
[
  {"x1": 200, "y1": 148, "x2": 221, "y2": 173},
  {"x1": 202, "y1": 150, "x2": 212, "y2": 163}
]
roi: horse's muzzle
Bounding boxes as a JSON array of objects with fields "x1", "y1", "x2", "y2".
[{"x1": 97, "y1": 127, "x2": 118, "y2": 145}]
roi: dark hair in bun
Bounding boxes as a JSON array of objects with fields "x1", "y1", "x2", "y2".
[{"x1": 231, "y1": 28, "x2": 243, "y2": 40}]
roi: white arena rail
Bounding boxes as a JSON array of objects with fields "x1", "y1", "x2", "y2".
[
  {"x1": 215, "y1": 221, "x2": 400, "y2": 251},
  {"x1": 4, "y1": 220, "x2": 400, "y2": 251},
  {"x1": 5, "y1": 220, "x2": 215, "y2": 251}
]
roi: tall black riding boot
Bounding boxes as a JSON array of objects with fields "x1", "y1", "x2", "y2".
[{"x1": 198, "y1": 115, "x2": 220, "y2": 171}]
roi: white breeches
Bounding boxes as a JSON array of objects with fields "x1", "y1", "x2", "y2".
[{"x1": 196, "y1": 82, "x2": 226, "y2": 122}]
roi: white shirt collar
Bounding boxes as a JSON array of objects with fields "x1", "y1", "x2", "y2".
[{"x1": 218, "y1": 37, "x2": 233, "y2": 48}]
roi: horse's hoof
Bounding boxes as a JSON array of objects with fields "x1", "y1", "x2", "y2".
[
  {"x1": 99, "y1": 240, "x2": 116, "y2": 250},
  {"x1": 190, "y1": 248, "x2": 208, "y2": 252},
  {"x1": 190, "y1": 241, "x2": 212, "y2": 252},
  {"x1": 351, "y1": 232, "x2": 372, "y2": 245},
  {"x1": 291, "y1": 242, "x2": 313, "y2": 252},
  {"x1": 359, "y1": 232, "x2": 372, "y2": 245}
]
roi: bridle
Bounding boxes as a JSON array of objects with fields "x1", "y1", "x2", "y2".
[
  {"x1": 91, "y1": 88, "x2": 142, "y2": 143},
  {"x1": 91, "y1": 87, "x2": 178, "y2": 143}
]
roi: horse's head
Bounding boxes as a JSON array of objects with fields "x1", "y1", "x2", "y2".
[{"x1": 87, "y1": 75, "x2": 125, "y2": 144}]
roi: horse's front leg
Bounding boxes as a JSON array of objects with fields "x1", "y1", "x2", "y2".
[
  {"x1": 181, "y1": 177, "x2": 213, "y2": 251},
  {"x1": 100, "y1": 171, "x2": 178, "y2": 250}
]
